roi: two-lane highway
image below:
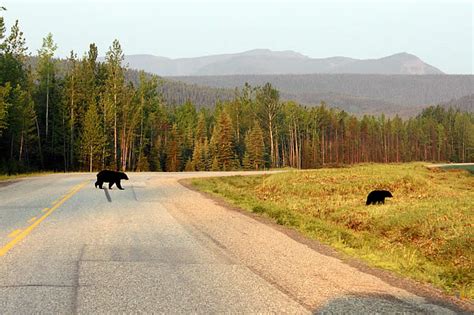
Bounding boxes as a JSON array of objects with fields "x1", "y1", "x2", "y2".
[
  {"x1": 0, "y1": 172, "x2": 306, "y2": 313},
  {"x1": 0, "y1": 172, "x2": 467, "y2": 313}
]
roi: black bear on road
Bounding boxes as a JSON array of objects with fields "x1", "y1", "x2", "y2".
[
  {"x1": 95, "y1": 170, "x2": 129, "y2": 190},
  {"x1": 366, "y1": 190, "x2": 393, "y2": 205}
]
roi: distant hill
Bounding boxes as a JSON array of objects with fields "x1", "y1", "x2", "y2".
[
  {"x1": 119, "y1": 49, "x2": 444, "y2": 76},
  {"x1": 168, "y1": 74, "x2": 473, "y2": 116},
  {"x1": 440, "y1": 94, "x2": 473, "y2": 112},
  {"x1": 125, "y1": 69, "x2": 233, "y2": 109}
]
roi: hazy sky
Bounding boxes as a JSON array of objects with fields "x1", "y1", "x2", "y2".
[{"x1": 2, "y1": 0, "x2": 473, "y2": 74}]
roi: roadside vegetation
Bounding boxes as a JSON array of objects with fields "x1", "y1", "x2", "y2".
[
  {"x1": 0, "y1": 171, "x2": 53, "y2": 181},
  {"x1": 190, "y1": 163, "x2": 474, "y2": 298}
]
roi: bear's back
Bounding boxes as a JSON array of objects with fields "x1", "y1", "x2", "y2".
[{"x1": 97, "y1": 170, "x2": 117, "y2": 180}]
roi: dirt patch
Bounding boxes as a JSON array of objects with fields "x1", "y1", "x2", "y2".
[{"x1": 0, "y1": 180, "x2": 19, "y2": 189}]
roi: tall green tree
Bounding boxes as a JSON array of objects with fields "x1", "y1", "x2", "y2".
[
  {"x1": 244, "y1": 121, "x2": 265, "y2": 170},
  {"x1": 81, "y1": 101, "x2": 104, "y2": 172},
  {"x1": 0, "y1": 83, "x2": 10, "y2": 136},
  {"x1": 256, "y1": 83, "x2": 281, "y2": 168},
  {"x1": 104, "y1": 39, "x2": 124, "y2": 169},
  {"x1": 211, "y1": 111, "x2": 237, "y2": 171},
  {"x1": 166, "y1": 124, "x2": 182, "y2": 171},
  {"x1": 36, "y1": 33, "x2": 57, "y2": 138}
]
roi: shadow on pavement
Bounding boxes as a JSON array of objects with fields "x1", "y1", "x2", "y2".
[
  {"x1": 104, "y1": 187, "x2": 112, "y2": 202},
  {"x1": 314, "y1": 293, "x2": 469, "y2": 314}
]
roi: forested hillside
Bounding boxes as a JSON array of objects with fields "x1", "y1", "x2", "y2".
[
  {"x1": 170, "y1": 74, "x2": 473, "y2": 115},
  {"x1": 440, "y1": 94, "x2": 473, "y2": 113},
  {"x1": 126, "y1": 69, "x2": 233, "y2": 109},
  {"x1": 0, "y1": 20, "x2": 473, "y2": 174}
]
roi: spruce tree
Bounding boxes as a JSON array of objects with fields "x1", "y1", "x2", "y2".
[
  {"x1": 245, "y1": 121, "x2": 265, "y2": 170},
  {"x1": 184, "y1": 158, "x2": 194, "y2": 172},
  {"x1": 242, "y1": 152, "x2": 251, "y2": 170},
  {"x1": 211, "y1": 156, "x2": 219, "y2": 171},
  {"x1": 212, "y1": 111, "x2": 236, "y2": 171},
  {"x1": 202, "y1": 137, "x2": 211, "y2": 170},
  {"x1": 191, "y1": 139, "x2": 203, "y2": 171},
  {"x1": 166, "y1": 124, "x2": 182, "y2": 171}
]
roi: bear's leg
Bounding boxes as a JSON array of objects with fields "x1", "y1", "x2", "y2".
[
  {"x1": 109, "y1": 181, "x2": 114, "y2": 189},
  {"x1": 95, "y1": 181, "x2": 98, "y2": 188},
  {"x1": 116, "y1": 181, "x2": 124, "y2": 190},
  {"x1": 96, "y1": 181, "x2": 104, "y2": 189},
  {"x1": 381, "y1": 198, "x2": 385, "y2": 204}
]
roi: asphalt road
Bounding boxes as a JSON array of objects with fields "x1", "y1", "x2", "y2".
[{"x1": 0, "y1": 172, "x2": 468, "y2": 314}]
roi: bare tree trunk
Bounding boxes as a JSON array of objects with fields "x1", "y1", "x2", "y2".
[
  {"x1": 89, "y1": 145, "x2": 93, "y2": 172},
  {"x1": 103, "y1": 99, "x2": 107, "y2": 169},
  {"x1": 19, "y1": 131, "x2": 24, "y2": 162},
  {"x1": 139, "y1": 94, "x2": 144, "y2": 162},
  {"x1": 70, "y1": 75, "x2": 75, "y2": 169},
  {"x1": 63, "y1": 112, "x2": 67, "y2": 171},
  {"x1": 275, "y1": 129, "x2": 280, "y2": 168},
  {"x1": 114, "y1": 86, "x2": 118, "y2": 170},
  {"x1": 46, "y1": 72, "x2": 50, "y2": 138},
  {"x1": 321, "y1": 130, "x2": 325, "y2": 165},
  {"x1": 35, "y1": 115, "x2": 44, "y2": 168},
  {"x1": 268, "y1": 114, "x2": 274, "y2": 167}
]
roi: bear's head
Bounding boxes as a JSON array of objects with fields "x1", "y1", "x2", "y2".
[
  {"x1": 120, "y1": 172, "x2": 129, "y2": 180},
  {"x1": 383, "y1": 190, "x2": 393, "y2": 198}
]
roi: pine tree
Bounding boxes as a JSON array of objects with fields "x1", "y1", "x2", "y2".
[
  {"x1": 256, "y1": 83, "x2": 281, "y2": 167},
  {"x1": 104, "y1": 39, "x2": 124, "y2": 170},
  {"x1": 81, "y1": 101, "x2": 104, "y2": 172},
  {"x1": 36, "y1": 33, "x2": 57, "y2": 139}
]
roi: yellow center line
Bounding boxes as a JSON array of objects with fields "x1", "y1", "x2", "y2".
[
  {"x1": 28, "y1": 216, "x2": 37, "y2": 223},
  {"x1": 8, "y1": 229, "x2": 22, "y2": 238},
  {"x1": 0, "y1": 180, "x2": 89, "y2": 257},
  {"x1": 42, "y1": 207, "x2": 49, "y2": 213}
]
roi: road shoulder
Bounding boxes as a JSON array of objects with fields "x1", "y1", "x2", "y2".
[{"x1": 179, "y1": 178, "x2": 473, "y2": 313}]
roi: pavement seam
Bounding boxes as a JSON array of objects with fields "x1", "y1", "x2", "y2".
[{"x1": 71, "y1": 244, "x2": 85, "y2": 315}]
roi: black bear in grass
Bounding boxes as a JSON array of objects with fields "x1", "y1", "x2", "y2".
[
  {"x1": 366, "y1": 190, "x2": 393, "y2": 205},
  {"x1": 95, "y1": 170, "x2": 129, "y2": 190}
]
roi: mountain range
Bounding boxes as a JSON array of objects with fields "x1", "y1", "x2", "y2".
[{"x1": 119, "y1": 49, "x2": 444, "y2": 76}]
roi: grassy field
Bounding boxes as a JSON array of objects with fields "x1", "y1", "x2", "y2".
[{"x1": 190, "y1": 163, "x2": 474, "y2": 298}]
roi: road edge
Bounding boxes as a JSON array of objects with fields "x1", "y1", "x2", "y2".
[{"x1": 179, "y1": 178, "x2": 474, "y2": 314}]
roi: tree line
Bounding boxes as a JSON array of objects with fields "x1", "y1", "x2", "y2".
[{"x1": 0, "y1": 20, "x2": 473, "y2": 174}]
